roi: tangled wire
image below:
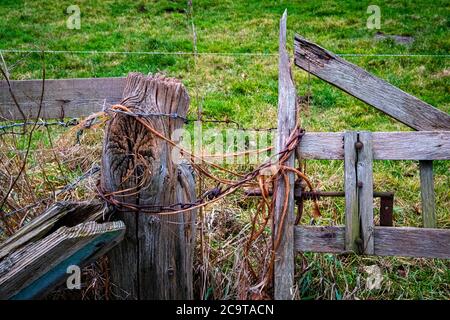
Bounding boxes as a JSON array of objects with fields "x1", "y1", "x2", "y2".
[{"x1": 94, "y1": 104, "x2": 320, "y2": 298}]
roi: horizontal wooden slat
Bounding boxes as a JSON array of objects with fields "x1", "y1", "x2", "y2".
[
  {"x1": 294, "y1": 35, "x2": 450, "y2": 131},
  {"x1": 298, "y1": 132, "x2": 344, "y2": 159},
  {"x1": 372, "y1": 132, "x2": 450, "y2": 160},
  {"x1": 0, "y1": 77, "x2": 125, "y2": 120},
  {"x1": 298, "y1": 131, "x2": 450, "y2": 160},
  {"x1": 294, "y1": 226, "x2": 346, "y2": 254},
  {"x1": 373, "y1": 227, "x2": 450, "y2": 259},
  {"x1": 294, "y1": 226, "x2": 450, "y2": 259}
]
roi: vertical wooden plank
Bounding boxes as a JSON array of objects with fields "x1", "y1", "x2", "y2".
[
  {"x1": 357, "y1": 132, "x2": 375, "y2": 255},
  {"x1": 274, "y1": 9, "x2": 296, "y2": 300},
  {"x1": 344, "y1": 131, "x2": 359, "y2": 252},
  {"x1": 102, "y1": 73, "x2": 196, "y2": 300},
  {"x1": 419, "y1": 160, "x2": 436, "y2": 228}
]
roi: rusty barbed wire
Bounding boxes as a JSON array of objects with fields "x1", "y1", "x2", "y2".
[
  {"x1": 95, "y1": 104, "x2": 322, "y2": 298},
  {"x1": 0, "y1": 118, "x2": 79, "y2": 131},
  {"x1": 0, "y1": 111, "x2": 277, "y2": 133}
]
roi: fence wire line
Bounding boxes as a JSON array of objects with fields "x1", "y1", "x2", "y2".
[
  {"x1": 0, "y1": 110, "x2": 277, "y2": 133},
  {"x1": 0, "y1": 119, "x2": 79, "y2": 131},
  {"x1": 1, "y1": 49, "x2": 449, "y2": 58}
]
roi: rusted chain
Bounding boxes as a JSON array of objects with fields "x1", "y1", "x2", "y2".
[{"x1": 96, "y1": 104, "x2": 321, "y2": 299}]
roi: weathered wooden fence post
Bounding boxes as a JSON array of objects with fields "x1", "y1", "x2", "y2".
[
  {"x1": 274, "y1": 10, "x2": 296, "y2": 300},
  {"x1": 344, "y1": 131, "x2": 359, "y2": 252},
  {"x1": 101, "y1": 73, "x2": 196, "y2": 299}
]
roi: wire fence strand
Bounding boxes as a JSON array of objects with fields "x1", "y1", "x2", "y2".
[{"x1": 1, "y1": 49, "x2": 449, "y2": 58}]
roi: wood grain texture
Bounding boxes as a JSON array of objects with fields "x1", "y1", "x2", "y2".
[
  {"x1": 294, "y1": 226, "x2": 345, "y2": 253},
  {"x1": 0, "y1": 77, "x2": 125, "y2": 120},
  {"x1": 0, "y1": 201, "x2": 109, "y2": 260},
  {"x1": 273, "y1": 10, "x2": 296, "y2": 300},
  {"x1": 419, "y1": 161, "x2": 436, "y2": 228},
  {"x1": 357, "y1": 132, "x2": 374, "y2": 255},
  {"x1": 101, "y1": 72, "x2": 196, "y2": 300},
  {"x1": 372, "y1": 131, "x2": 450, "y2": 160},
  {"x1": 294, "y1": 226, "x2": 450, "y2": 259},
  {"x1": 344, "y1": 132, "x2": 359, "y2": 252},
  {"x1": 0, "y1": 220, "x2": 125, "y2": 299},
  {"x1": 298, "y1": 132, "x2": 344, "y2": 159},
  {"x1": 294, "y1": 35, "x2": 450, "y2": 131},
  {"x1": 297, "y1": 131, "x2": 450, "y2": 160},
  {"x1": 373, "y1": 227, "x2": 450, "y2": 259}
]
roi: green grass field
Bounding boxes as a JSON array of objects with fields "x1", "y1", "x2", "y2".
[{"x1": 0, "y1": 0, "x2": 449, "y2": 299}]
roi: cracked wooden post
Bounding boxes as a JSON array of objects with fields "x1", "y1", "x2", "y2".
[
  {"x1": 357, "y1": 132, "x2": 374, "y2": 255},
  {"x1": 101, "y1": 72, "x2": 196, "y2": 299},
  {"x1": 274, "y1": 10, "x2": 296, "y2": 300}
]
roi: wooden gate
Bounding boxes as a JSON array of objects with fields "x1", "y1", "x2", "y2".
[{"x1": 274, "y1": 11, "x2": 450, "y2": 299}]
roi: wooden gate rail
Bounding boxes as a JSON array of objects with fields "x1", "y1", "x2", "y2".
[
  {"x1": 0, "y1": 77, "x2": 125, "y2": 120},
  {"x1": 272, "y1": 12, "x2": 450, "y2": 299},
  {"x1": 294, "y1": 130, "x2": 450, "y2": 259},
  {"x1": 297, "y1": 131, "x2": 450, "y2": 160},
  {"x1": 294, "y1": 226, "x2": 450, "y2": 259}
]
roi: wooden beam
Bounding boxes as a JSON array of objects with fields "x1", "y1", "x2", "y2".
[
  {"x1": 344, "y1": 131, "x2": 359, "y2": 252},
  {"x1": 298, "y1": 132, "x2": 344, "y2": 159},
  {"x1": 297, "y1": 131, "x2": 450, "y2": 160},
  {"x1": 419, "y1": 160, "x2": 436, "y2": 228},
  {"x1": 0, "y1": 220, "x2": 125, "y2": 299},
  {"x1": 294, "y1": 226, "x2": 450, "y2": 259},
  {"x1": 0, "y1": 201, "x2": 109, "y2": 260},
  {"x1": 357, "y1": 132, "x2": 374, "y2": 255},
  {"x1": 273, "y1": 10, "x2": 296, "y2": 300},
  {"x1": 101, "y1": 72, "x2": 196, "y2": 300},
  {"x1": 0, "y1": 77, "x2": 125, "y2": 120},
  {"x1": 294, "y1": 35, "x2": 450, "y2": 131},
  {"x1": 294, "y1": 226, "x2": 345, "y2": 254},
  {"x1": 373, "y1": 226, "x2": 449, "y2": 258},
  {"x1": 372, "y1": 132, "x2": 450, "y2": 160}
]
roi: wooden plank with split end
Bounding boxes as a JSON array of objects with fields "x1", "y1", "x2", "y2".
[
  {"x1": 0, "y1": 220, "x2": 125, "y2": 299},
  {"x1": 0, "y1": 77, "x2": 125, "y2": 120},
  {"x1": 273, "y1": 10, "x2": 296, "y2": 300},
  {"x1": 294, "y1": 35, "x2": 450, "y2": 131},
  {"x1": 0, "y1": 201, "x2": 109, "y2": 260},
  {"x1": 298, "y1": 132, "x2": 344, "y2": 159}
]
